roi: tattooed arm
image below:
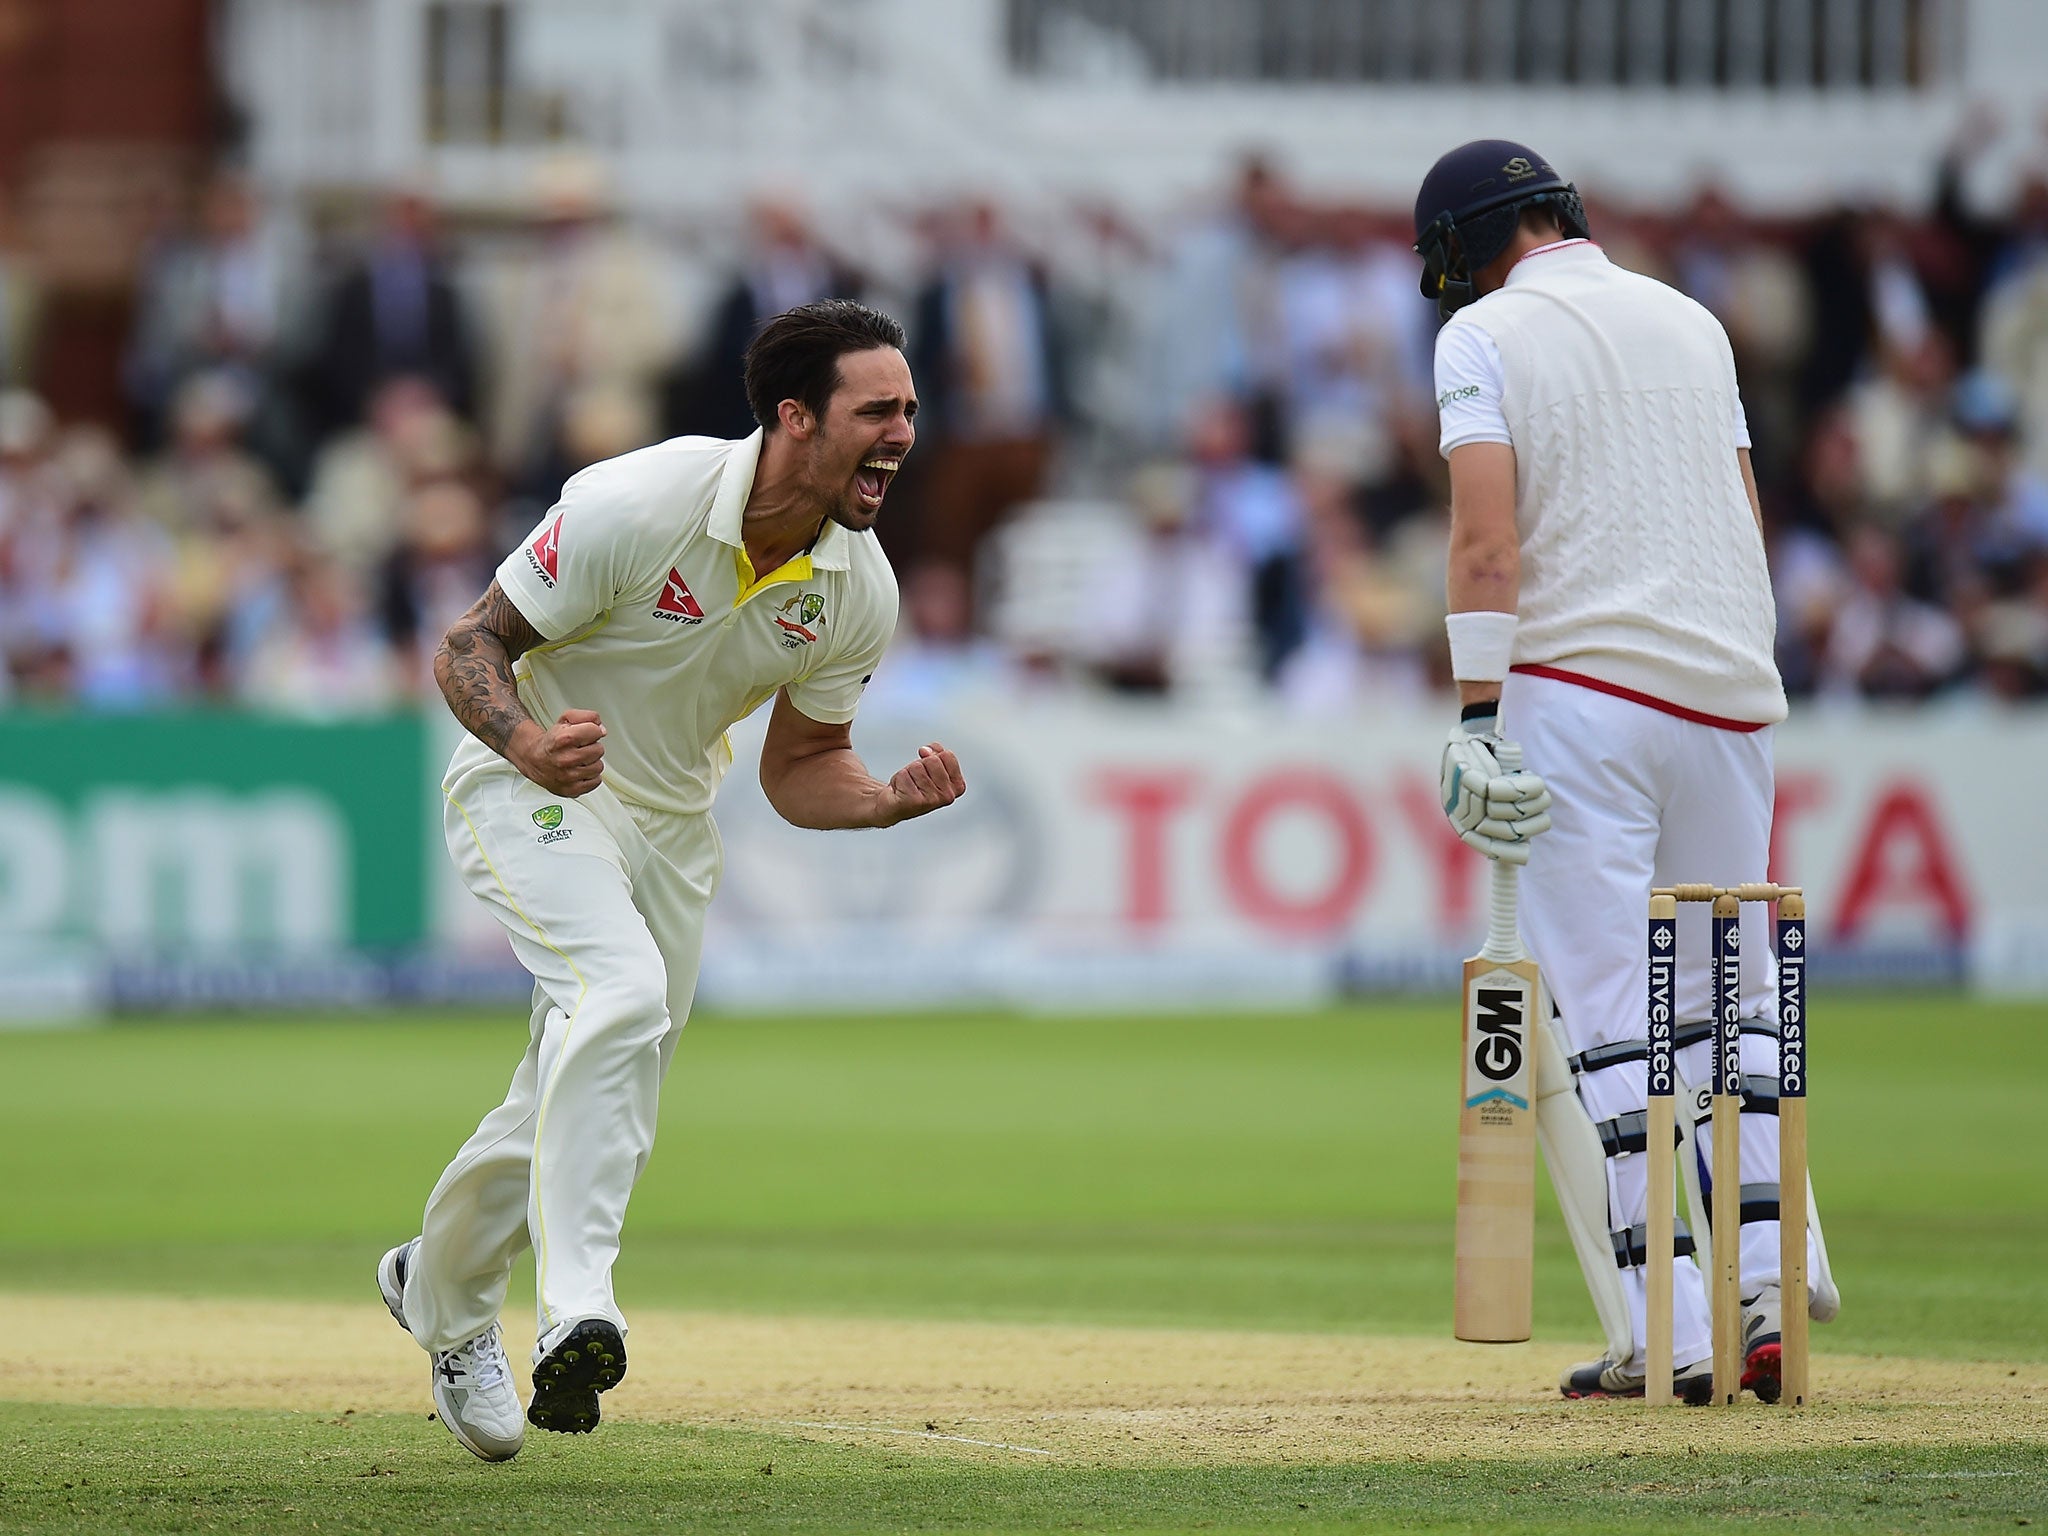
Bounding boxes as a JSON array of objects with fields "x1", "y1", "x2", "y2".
[
  {"x1": 435, "y1": 581, "x2": 607, "y2": 797},
  {"x1": 435, "y1": 582, "x2": 540, "y2": 754}
]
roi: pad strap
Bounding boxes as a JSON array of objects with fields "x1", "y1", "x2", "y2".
[
  {"x1": 1739, "y1": 1181, "x2": 1781, "y2": 1224},
  {"x1": 1612, "y1": 1218, "x2": 1697, "y2": 1269},
  {"x1": 1567, "y1": 1020, "x2": 1777, "y2": 1076},
  {"x1": 1595, "y1": 1109, "x2": 1683, "y2": 1158},
  {"x1": 1570, "y1": 1039, "x2": 1656, "y2": 1075},
  {"x1": 1596, "y1": 1110, "x2": 1646, "y2": 1157},
  {"x1": 1738, "y1": 1074, "x2": 1779, "y2": 1115}
]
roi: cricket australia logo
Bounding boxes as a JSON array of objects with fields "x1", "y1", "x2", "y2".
[
  {"x1": 774, "y1": 592, "x2": 825, "y2": 649},
  {"x1": 531, "y1": 804, "x2": 572, "y2": 844}
]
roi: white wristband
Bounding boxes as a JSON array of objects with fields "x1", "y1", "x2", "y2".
[{"x1": 1446, "y1": 610, "x2": 1518, "y2": 682}]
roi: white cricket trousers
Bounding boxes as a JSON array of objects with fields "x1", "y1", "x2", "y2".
[
  {"x1": 405, "y1": 737, "x2": 721, "y2": 1353},
  {"x1": 1504, "y1": 670, "x2": 1813, "y2": 1369}
]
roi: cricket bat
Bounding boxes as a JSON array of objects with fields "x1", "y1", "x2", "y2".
[{"x1": 1454, "y1": 745, "x2": 1543, "y2": 1343}]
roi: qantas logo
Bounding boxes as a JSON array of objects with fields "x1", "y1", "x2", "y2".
[
  {"x1": 526, "y1": 517, "x2": 562, "y2": 588},
  {"x1": 653, "y1": 568, "x2": 705, "y2": 625}
]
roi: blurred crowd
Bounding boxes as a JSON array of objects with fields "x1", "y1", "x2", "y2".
[{"x1": 4, "y1": 120, "x2": 2048, "y2": 716}]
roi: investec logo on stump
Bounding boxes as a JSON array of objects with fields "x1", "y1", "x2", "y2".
[
  {"x1": 1648, "y1": 914, "x2": 1677, "y2": 1096},
  {"x1": 1464, "y1": 977, "x2": 1530, "y2": 1119}
]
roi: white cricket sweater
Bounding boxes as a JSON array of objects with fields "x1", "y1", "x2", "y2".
[{"x1": 1439, "y1": 243, "x2": 1787, "y2": 725}]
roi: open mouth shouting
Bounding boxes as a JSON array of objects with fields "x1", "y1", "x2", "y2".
[{"x1": 855, "y1": 456, "x2": 900, "y2": 511}]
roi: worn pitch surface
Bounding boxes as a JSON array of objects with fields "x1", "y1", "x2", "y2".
[{"x1": 4, "y1": 1293, "x2": 2036, "y2": 1467}]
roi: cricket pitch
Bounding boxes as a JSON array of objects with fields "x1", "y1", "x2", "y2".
[{"x1": 1, "y1": 1292, "x2": 2038, "y2": 1466}]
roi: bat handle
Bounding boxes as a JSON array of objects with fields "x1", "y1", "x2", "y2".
[
  {"x1": 1482, "y1": 858, "x2": 1521, "y2": 962},
  {"x1": 1480, "y1": 737, "x2": 1524, "y2": 963}
]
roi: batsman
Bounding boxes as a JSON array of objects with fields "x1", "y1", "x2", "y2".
[
  {"x1": 376, "y1": 301, "x2": 965, "y2": 1461},
  {"x1": 1418, "y1": 141, "x2": 1839, "y2": 1402}
]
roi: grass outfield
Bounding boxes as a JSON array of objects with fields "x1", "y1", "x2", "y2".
[
  {"x1": 2, "y1": 1406, "x2": 2042, "y2": 1536},
  {"x1": 1, "y1": 997, "x2": 2044, "y2": 1532}
]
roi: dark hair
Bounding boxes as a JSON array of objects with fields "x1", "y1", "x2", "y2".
[{"x1": 743, "y1": 300, "x2": 906, "y2": 432}]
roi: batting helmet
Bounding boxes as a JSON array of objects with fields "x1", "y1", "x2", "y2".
[{"x1": 1413, "y1": 140, "x2": 1590, "y2": 321}]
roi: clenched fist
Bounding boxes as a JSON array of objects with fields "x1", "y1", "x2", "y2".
[
  {"x1": 510, "y1": 708, "x2": 607, "y2": 798},
  {"x1": 872, "y1": 742, "x2": 966, "y2": 826}
]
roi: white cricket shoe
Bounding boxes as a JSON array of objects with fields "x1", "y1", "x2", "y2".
[
  {"x1": 1742, "y1": 1283, "x2": 1784, "y2": 1403},
  {"x1": 376, "y1": 1238, "x2": 421, "y2": 1333},
  {"x1": 376, "y1": 1237, "x2": 524, "y2": 1462},
  {"x1": 430, "y1": 1324, "x2": 526, "y2": 1461},
  {"x1": 1559, "y1": 1353, "x2": 1715, "y2": 1405}
]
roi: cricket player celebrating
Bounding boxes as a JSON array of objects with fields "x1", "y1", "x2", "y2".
[
  {"x1": 1417, "y1": 142, "x2": 1838, "y2": 1403},
  {"x1": 377, "y1": 301, "x2": 964, "y2": 1461}
]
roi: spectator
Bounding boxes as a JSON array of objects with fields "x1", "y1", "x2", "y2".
[
  {"x1": 1669, "y1": 185, "x2": 1812, "y2": 479},
  {"x1": 0, "y1": 391, "x2": 63, "y2": 697},
  {"x1": 1901, "y1": 437, "x2": 2001, "y2": 618},
  {"x1": 1271, "y1": 207, "x2": 1429, "y2": 498},
  {"x1": 129, "y1": 373, "x2": 293, "y2": 697},
  {"x1": 477, "y1": 154, "x2": 675, "y2": 499},
  {"x1": 124, "y1": 169, "x2": 302, "y2": 465},
  {"x1": 1975, "y1": 594, "x2": 2048, "y2": 700},
  {"x1": 672, "y1": 199, "x2": 862, "y2": 441},
  {"x1": 237, "y1": 551, "x2": 396, "y2": 714},
  {"x1": 1982, "y1": 174, "x2": 2048, "y2": 481},
  {"x1": 861, "y1": 563, "x2": 1017, "y2": 712},
  {"x1": 1842, "y1": 328, "x2": 1955, "y2": 526},
  {"x1": 134, "y1": 371, "x2": 284, "y2": 536},
  {"x1": 1067, "y1": 460, "x2": 1247, "y2": 699},
  {"x1": 0, "y1": 387, "x2": 57, "y2": 532},
  {"x1": 303, "y1": 376, "x2": 478, "y2": 576},
  {"x1": 1274, "y1": 450, "x2": 1433, "y2": 710},
  {"x1": 24, "y1": 428, "x2": 185, "y2": 708},
  {"x1": 556, "y1": 379, "x2": 658, "y2": 484},
  {"x1": 1951, "y1": 369, "x2": 2048, "y2": 551},
  {"x1": 1820, "y1": 526, "x2": 1969, "y2": 699},
  {"x1": 1185, "y1": 396, "x2": 1306, "y2": 682},
  {"x1": 909, "y1": 201, "x2": 1067, "y2": 600},
  {"x1": 6, "y1": 144, "x2": 2048, "y2": 717},
  {"x1": 1043, "y1": 200, "x2": 1157, "y2": 463},
  {"x1": 1973, "y1": 549, "x2": 2048, "y2": 700},
  {"x1": 375, "y1": 478, "x2": 498, "y2": 693},
  {"x1": 1138, "y1": 152, "x2": 1295, "y2": 447},
  {"x1": 1798, "y1": 207, "x2": 1879, "y2": 413},
  {"x1": 304, "y1": 188, "x2": 478, "y2": 439}
]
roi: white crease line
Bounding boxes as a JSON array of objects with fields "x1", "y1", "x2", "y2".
[{"x1": 760, "y1": 1419, "x2": 1056, "y2": 1458}]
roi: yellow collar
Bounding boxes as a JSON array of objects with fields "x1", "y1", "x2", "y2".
[
  {"x1": 708, "y1": 428, "x2": 853, "y2": 573},
  {"x1": 732, "y1": 546, "x2": 814, "y2": 604}
]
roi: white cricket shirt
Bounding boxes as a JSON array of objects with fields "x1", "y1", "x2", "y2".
[
  {"x1": 1432, "y1": 241, "x2": 1786, "y2": 726},
  {"x1": 489, "y1": 430, "x2": 899, "y2": 815}
]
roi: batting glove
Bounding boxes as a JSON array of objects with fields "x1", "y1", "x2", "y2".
[{"x1": 1440, "y1": 710, "x2": 1553, "y2": 865}]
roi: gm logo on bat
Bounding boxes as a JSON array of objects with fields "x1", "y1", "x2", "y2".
[{"x1": 1466, "y1": 984, "x2": 1530, "y2": 1110}]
